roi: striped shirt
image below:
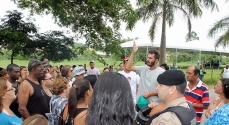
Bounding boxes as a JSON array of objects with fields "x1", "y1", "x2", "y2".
[{"x1": 185, "y1": 80, "x2": 210, "y2": 125}]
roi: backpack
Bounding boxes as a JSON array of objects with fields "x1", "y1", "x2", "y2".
[{"x1": 145, "y1": 102, "x2": 196, "y2": 125}]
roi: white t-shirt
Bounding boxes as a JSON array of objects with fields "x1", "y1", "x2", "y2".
[
  {"x1": 118, "y1": 71, "x2": 139, "y2": 102},
  {"x1": 87, "y1": 68, "x2": 100, "y2": 76},
  {"x1": 223, "y1": 68, "x2": 229, "y2": 78}
]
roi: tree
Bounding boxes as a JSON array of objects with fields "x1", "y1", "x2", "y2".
[
  {"x1": 14, "y1": 0, "x2": 138, "y2": 57},
  {"x1": 186, "y1": 31, "x2": 199, "y2": 42},
  {"x1": 31, "y1": 31, "x2": 75, "y2": 62},
  {"x1": 136, "y1": 0, "x2": 218, "y2": 64},
  {"x1": 0, "y1": 10, "x2": 37, "y2": 64},
  {"x1": 208, "y1": 16, "x2": 229, "y2": 47},
  {"x1": 0, "y1": 10, "x2": 76, "y2": 63}
]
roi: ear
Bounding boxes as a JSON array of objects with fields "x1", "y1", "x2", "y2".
[{"x1": 169, "y1": 86, "x2": 176, "y2": 94}]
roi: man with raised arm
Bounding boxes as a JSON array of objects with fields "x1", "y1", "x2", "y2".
[{"x1": 126, "y1": 42, "x2": 165, "y2": 116}]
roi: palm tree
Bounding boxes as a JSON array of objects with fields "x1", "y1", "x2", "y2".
[
  {"x1": 136, "y1": 0, "x2": 218, "y2": 64},
  {"x1": 208, "y1": 16, "x2": 229, "y2": 47}
]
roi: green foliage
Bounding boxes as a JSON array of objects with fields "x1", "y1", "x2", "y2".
[
  {"x1": 0, "y1": 10, "x2": 75, "y2": 63},
  {"x1": 0, "y1": 10, "x2": 37, "y2": 63},
  {"x1": 135, "y1": 0, "x2": 218, "y2": 64},
  {"x1": 14, "y1": 0, "x2": 138, "y2": 58},
  {"x1": 208, "y1": 16, "x2": 229, "y2": 47}
]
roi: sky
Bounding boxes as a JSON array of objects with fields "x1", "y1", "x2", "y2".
[{"x1": 0, "y1": 1, "x2": 229, "y2": 47}]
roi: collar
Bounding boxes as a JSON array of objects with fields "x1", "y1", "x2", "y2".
[
  {"x1": 165, "y1": 97, "x2": 187, "y2": 109},
  {"x1": 186, "y1": 79, "x2": 202, "y2": 91}
]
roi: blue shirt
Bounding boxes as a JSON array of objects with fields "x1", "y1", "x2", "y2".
[
  {"x1": 0, "y1": 112, "x2": 22, "y2": 125},
  {"x1": 205, "y1": 103, "x2": 229, "y2": 125}
]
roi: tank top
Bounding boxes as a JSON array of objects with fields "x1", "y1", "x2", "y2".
[
  {"x1": 223, "y1": 68, "x2": 229, "y2": 78},
  {"x1": 74, "y1": 108, "x2": 87, "y2": 118},
  {"x1": 26, "y1": 79, "x2": 49, "y2": 118}
]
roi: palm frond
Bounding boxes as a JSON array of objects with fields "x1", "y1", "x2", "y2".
[
  {"x1": 201, "y1": 0, "x2": 219, "y2": 12},
  {"x1": 215, "y1": 30, "x2": 229, "y2": 48},
  {"x1": 137, "y1": 1, "x2": 162, "y2": 22},
  {"x1": 172, "y1": 5, "x2": 192, "y2": 35},
  {"x1": 148, "y1": 12, "x2": 162, "y2": 42},
  {"x1": 166, "y1": 1, "x2": 174, "y2": 27},
  {"x1": 208, "y1": 16, "x2": 229, "y2": 38}
]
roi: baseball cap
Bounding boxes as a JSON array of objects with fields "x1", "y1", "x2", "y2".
[
  {"x1": 157, "y1": 70, "x2": 186, "y2": 86},
  {"x1": 73, "y1": 66, "x2": 85, "y2": 76},
  {"x1": 137, "y1": 96, "x2": 149, "y2": 109},
  {"x1": 28, "y1": 59, "x2": 44, "y2": 71},
  {"x1": 123, "y1": 57, "x2": 129, "y2": 61}
]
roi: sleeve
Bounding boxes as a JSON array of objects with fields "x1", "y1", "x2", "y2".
[
  {"x1": 135, "y1": 66, "x2": 145, "y2": 75},
  {"x1": 97, "y1": 69, "x2": 100, "y2": 75},
  {"x1": 202, "y1": 88, "x2": 210, "y2": 106},
  {"x1": 136, "y1": 74, "x2": 140, "y2": 85}
]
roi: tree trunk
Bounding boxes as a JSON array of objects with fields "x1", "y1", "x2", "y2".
[
  {"x1": 159, "y1": 2, "x2": 167, "y2": 65},
  {"x1": 11, "y1": 50, "x2": 14, "y2": 64}
]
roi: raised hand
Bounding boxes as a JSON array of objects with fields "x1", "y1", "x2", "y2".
[{"x1": 132, "y1": 41, "x2": 138, "y2": 54}]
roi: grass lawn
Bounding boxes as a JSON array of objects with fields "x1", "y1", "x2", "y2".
[{"x1": 1, "y1": 59, "x2": 221, "y2": 88}]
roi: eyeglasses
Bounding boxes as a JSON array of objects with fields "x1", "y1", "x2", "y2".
[
  {"x1": 7, "y1": 87, "x2": 15, "y2": 92},
  {"x1": 44, "y1": 77, "x2": 54, "y2": 80}
]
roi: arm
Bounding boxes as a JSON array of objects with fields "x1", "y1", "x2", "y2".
[
  {"x1": 18, "y1": 80, "x2": 32, "y2": 119},
  {"x1": 220, "y1": 69, "x2": 224, "y2": 75},
  {"x1": 205, "y1": 96, "x2": 217, "y2": 118},
  {"x1": 192, "y1": 103, "x2": 208, "y2": 109},
  {"x1": 142, "y1": 92, "x2": 158, "y2": 98},
  {"x1": 126, "y1": 41, "x2": 138, "y2": 72}
]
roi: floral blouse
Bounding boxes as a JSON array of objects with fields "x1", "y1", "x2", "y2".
[{"x1": 205, "y1": 103, "x2": 229, "y2": 125}]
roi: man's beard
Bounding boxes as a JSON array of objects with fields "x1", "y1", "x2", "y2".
[{"x1": 147, "y1": 61, "x2": 155, "y2": 67}]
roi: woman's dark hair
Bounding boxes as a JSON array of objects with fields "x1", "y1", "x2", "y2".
[
  {"x1": 103, "y1": 67, "x2": 109, "y2": 72},
  {"x1": 0, "y1": 68, "x2": 7, "y2": 78},
  {"x1": 86, "y1": 72, "x2": 135, "y2": 125},
  {"x1": 160, "y1": 63, "x2": 169, "y2": 70},
  {"x1": 221, "y1": 78, "x2": 229, "y2": 99},
  {"x1": 84, "y1": 75, "x2": 97, "y2": 88},
  {"x1": 61, "y1": 65, "x2": 71, "y2": 78},
  {"x1": 68, "y1": 79, "x2": 91, "y2": 118}
]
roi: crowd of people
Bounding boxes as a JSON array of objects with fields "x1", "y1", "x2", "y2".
[{"x1": 0, "y1": 42, "x2": 229, "y2": 125}]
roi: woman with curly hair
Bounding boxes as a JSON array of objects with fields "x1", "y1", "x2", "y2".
[
  {"x1": 86, "y1": 72, "x2": 135, "y2": 125},
  {"x1": 49, "y1": 77, "x2": 70, "y2": 125}
]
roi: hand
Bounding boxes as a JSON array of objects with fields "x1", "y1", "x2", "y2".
[
  {"x1": 132, "y1": 41, "x2": 138, "y2": 54},
  {"x1": 142, "y1": 92, "x2": 152, "y2": 98},
  {"x1": 148, "y1": 102, "x2": 157, "y2": 108}
]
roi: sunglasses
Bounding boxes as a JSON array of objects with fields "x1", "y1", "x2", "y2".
[
  {"x1": 7, "y1": 87, "x2": 15, "y2": 92},
  {"x1": 44, "y1": 77, "x2": 54, "y2": 80}
]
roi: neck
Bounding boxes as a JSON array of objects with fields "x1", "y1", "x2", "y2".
[
  {"x1": 189, "y1": 79, "x2": 199, "y2": 86},
  {"x1": 165, "y1": 95, "x2": 183, "y2": 105},
  {"x1": 91, "y1": 67, "x2": 94, "y2": 69},
  {"x1": 42, "y1": 84, "x2": 49, "y2": 89},
  {"x1": 123, "y1": 69, "x2": 131, "y2": 73},
  {"x1": 8, "y1": 78, "x2": 16, "y2": 84},
  {"x1": 2, "y1": 100, "x2": 12, "y2": 110},
  {"x1": 76, "y1": 100, "x2": 88, "y2": 108},
  {"x1": 28, "y1": 74, "x2": 39, "y2": 84},
  {"x1": 149, "y1": 65, "x2": 157, "y2": 70},
  {"x1": 224, "y1": 99, "x2": 229, "y2": 104},
  {"x1": 59, "y1": 93, "x2": 67, "y2": 98}
]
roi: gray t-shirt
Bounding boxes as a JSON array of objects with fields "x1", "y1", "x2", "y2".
[{"x1": 136, "y1": 66, "x2": 165, "y2": 103}]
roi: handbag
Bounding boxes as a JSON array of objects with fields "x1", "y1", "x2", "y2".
[{"x1": 135, "y1": 106, "x2": 152, "y2": 125}]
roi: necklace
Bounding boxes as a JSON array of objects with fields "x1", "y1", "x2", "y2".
[{"x1": 43, "y1": 88, "x2": 52, "y2": 96}]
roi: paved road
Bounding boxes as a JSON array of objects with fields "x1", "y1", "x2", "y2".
[{"x1": 201, "y1": 89, "x2": 216, "y2": 125}]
